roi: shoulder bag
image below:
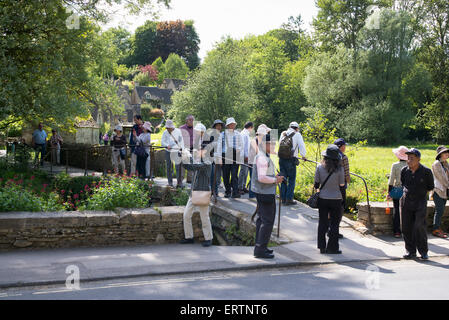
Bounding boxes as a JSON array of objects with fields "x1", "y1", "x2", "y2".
[
  {"x1": 191, "y1": 190, "x2": 212, "y2": 206},
  {"x1": 306, "y1": 170, "x2": 334, "y2": 209}
]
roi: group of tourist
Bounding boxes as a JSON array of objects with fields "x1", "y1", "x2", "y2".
[
  {"x1": 31, "y1": 118, "x2": 449, "y2": 261},
  {"x1": 31, "y1": 123, "x2": 63, "y2": 166}
]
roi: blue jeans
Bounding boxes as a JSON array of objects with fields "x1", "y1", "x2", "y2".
[
  {"x1": 279, "y1": 158, "x2": 297, "y2": 201},
  {"x1": 433, "y1": 192, "x2": 447, "y2": 230}
]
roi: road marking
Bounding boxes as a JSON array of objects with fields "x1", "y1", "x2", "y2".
[{"x1": 32, "y1": 274, "x2": 233, "y2": 295}]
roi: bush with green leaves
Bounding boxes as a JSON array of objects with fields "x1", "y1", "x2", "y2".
[
  {"x1": 0, "y1": 183, "x2": 64, "y2": 212},
  {"x1": 82, "y1": 176, "x2": 149, "y2": 210}
]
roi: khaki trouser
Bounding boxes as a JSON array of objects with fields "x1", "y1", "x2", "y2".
[
  {"x1": 112, "y1": 148, "x2": 125, "y2": 174},
  {"x1": 183, "y1": 197, "x2": 213, "y2": 241}
]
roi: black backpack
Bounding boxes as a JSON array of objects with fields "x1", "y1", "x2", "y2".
[{"x1": 278, "y1": 131, "x2": 296, "y2": 159}]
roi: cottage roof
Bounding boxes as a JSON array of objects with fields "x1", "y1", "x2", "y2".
[{"x1": 135, "y1": 86, "x2": 173, "y2": 105}]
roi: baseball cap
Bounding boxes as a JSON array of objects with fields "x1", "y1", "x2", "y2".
[
  {"x1": 334, "y1": 138, "x2": 348, "y2": 147},
  {"x1": 405, "y1": 148, "x2": 421, "y2": 158}
]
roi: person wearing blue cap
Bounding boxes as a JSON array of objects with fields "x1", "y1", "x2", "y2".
[{"x1": 400, "y1": 148, "x2": 434, "y2": 260}]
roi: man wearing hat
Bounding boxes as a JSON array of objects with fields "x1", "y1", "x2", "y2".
[
  {"x1": 278, "y1": 121, "x2": 307, "y2": 205},
  {"x1": 400, "y1": 148, "x2": 434, "y2": 260},
  {"x1": 161, "y1": 120, "x2": 184, "y2": 187},
  {"x1": 215, "y1": 117, "x2": 243, "y2": 198},
  {"x1": 238, "y1": 121, "x2": 254, "y2": 195},
  {"x1": 431, "y1": 146, "x2": 449, "y2": 238}
]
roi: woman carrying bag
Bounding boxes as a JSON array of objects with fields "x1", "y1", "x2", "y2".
[
  {"x1": 133, "y1": 121, "x2": 152, "y2": 179},
  {"x1": 386, "y1": 146, "x2": 409, "y2": 238},
  {"x1": 314, "y1": 145, "x2": 345, "y2": 254},
  {"x1": 179, "y1": 123, "x2": 214, "y2": 247}
]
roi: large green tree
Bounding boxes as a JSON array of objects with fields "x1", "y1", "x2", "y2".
[
  {"x1": 168, "y1": 38, "x2": 257, "y2": 126},
  {"x1": 313, "y1": 0, "x2": 392, "y2": 52}
]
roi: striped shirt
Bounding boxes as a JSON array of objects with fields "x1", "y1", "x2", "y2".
[{"x1": 341, "y1": 152, "x2": 350, "y2": 184}]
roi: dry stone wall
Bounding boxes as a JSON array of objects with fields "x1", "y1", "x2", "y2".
[{"x1": 357, "y1": 201, "x2": 449, "y2": 235}]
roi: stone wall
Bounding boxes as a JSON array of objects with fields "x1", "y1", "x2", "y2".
[
  {"x1": 357, "y1": 201, "x2": 449, "y2": 235},
  {"x1": 0, "y1": 207, "x2": 203, "y2": 251}
]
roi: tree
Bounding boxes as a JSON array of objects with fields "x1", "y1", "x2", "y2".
[
  {"x1": 303, "y1": 9, "x2": 431, "y2": 143},
  {"x1": 153, "y1": 20, "x2": 200, "y2": 70},
  {"x1": 416, "y1": 0, "x2": 449, "y2": 141},
  {"x1": 0, "y1": 0, "x2": 168, "y2": 130},
  {"x1": 151, "y1": 57, "x2": 166, "y2": 85},
  {"x1": 168, "y1": 38, "x2": 257, "y2": 126},
  {"x1": 126, "y1": 20, "x2": 158, "y2": 66},
  {"x1": 313, "y1": 0, "x2": 391, "y2": 52},
  {"x1": 163, "y1": 53, "x2": 189, "y2": 79}
]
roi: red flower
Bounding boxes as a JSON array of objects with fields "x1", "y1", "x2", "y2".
[
  {"x1": 73, "y1": 194, "x2": 79, "y2": 199},
  {"x1": 61, "y1": 190, "x2": 65, "y2": 194},
  {"x1": 30, "y1": 176, "x2": 35, "y2": 180}
]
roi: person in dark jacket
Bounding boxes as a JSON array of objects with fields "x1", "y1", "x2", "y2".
[
  {"x1": 315, "y1": 145, "x2": 346, "y2": 254},
  {"x1": 400, "y1": 148, "x2": 434, "y2": 260},
  {"x1": 179, "y1": 123, "x2": 214, "y2": 247}
]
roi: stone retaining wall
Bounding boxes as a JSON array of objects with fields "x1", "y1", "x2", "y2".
[
  {"x1": 0, "y1": 207, "x2": 203, "y2": 251},
  {"x1": 357, "y1": 201, "x2": 449, "y2": 235}
]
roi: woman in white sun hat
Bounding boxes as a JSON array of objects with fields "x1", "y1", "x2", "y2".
[
  {"x1": 133, "y1": 121, "x2": 152, "y2": 179},
  {"x1": 161, "y1": 119, "x2": 184, "y2": 187}
]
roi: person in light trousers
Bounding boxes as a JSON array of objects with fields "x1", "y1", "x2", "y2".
[
  {"x1": 179, "y1": 123, "x2": 213, "y2": 247},
  {"x1": 161, "y1": 119, "x2": 184, "y2": 187}
]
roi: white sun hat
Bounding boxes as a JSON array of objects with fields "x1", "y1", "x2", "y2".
[
  {"x1": 194, "y1": 123, "x2": 206, "y2": 132},
  {"x1": 225, "y1": 117, "x2": 237, "y2": 127},
  {"x1": 165, "y1": 119, "x2": 175, "y2": 129}
]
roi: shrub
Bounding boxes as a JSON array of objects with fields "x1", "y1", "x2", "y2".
[
  {"x1": 0, "y1": 183, "x2": 64, "y2": 212},
  {"x1": 82, "y1": 176, "x2": 149, "y2": 210},
  {"x1": 53, "y1": 172, "x2": 101, "y2": 204}
]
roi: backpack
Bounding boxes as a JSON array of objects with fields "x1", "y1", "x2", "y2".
[{"x1": 278, "y1": 131, "x2": 296, "y2": 159}]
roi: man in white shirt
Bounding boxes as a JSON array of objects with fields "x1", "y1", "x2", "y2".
[
  {"x1": 215, "y1": 117, "x2": 243, "y2": 198},
  {"x1": 161, "y1": 120, "x2": 184, "y2": 187},
  {"x1": 278, "y1": 121, "x2": 307, "y2": 205},
  {"x1": 238, "y1": 121, "x2": 254, "y2": 194}
]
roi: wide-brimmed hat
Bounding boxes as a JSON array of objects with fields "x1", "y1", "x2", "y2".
[
  {"x1": 114, "y1": 125, "x2": 123, "y2": 132},
  {"x1": 142, "y1": 121, "x2": 152, "y2": 132},
  {"x1": 392, "y1": 146, "x2": 409, "y2": 161},
  {"x1": 436, "y1": 145, "x2": 449, "y2": 160},
  {"x1": 322, "y1": 145, "x2": 341, "y2": 160},
  {"x1": 256, "y1": 124, "x2": 271, "y2": 136},
  {"x1": 225, "y1": 117, "x2": 237, "y2": 127},
  {"x1": 194, "y1": 123, "x2": 206, "y2": 133},
  {"x1": 165, "y1": 119, "x2": 175, "y2": 129},
  {"x1": 212, "y1": 119, "x2": 224, "y2": 128}
]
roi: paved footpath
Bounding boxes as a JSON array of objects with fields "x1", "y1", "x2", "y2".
[{"x1": 1, "y1": 179, "x2": 449, "y2": 289}]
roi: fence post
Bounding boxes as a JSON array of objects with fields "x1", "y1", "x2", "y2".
[
  {"x1": 66, "y1": 149, "x2": 69, "y2": 174},
  {"x1": 84, "y1": 148, "x2": 88, "y2": 176},
  {"x1": 50, "y1": 147, "x2": 53, "y2": 174}
]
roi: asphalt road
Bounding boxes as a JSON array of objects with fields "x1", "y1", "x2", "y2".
[{"x1": 1, "y1": 256, "x2": 449, "y2": 300}]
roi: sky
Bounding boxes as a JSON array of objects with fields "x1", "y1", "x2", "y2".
[{"x1": 104, "y1": 0, "x2": 319, "y2": 60}]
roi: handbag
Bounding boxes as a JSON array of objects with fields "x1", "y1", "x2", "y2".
[
  {"x1": 389, "y1": 186, "x2": 403, "y2": 200},
  {"x1": 134, "y1": 145, "x2": 148, "y2": 159},
  {"x1": 306, "y1": 170, "x2": 334, "y2": 209},
  {"x1": 191, "y1": 190, "x2": 211, "y2": 206}
]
